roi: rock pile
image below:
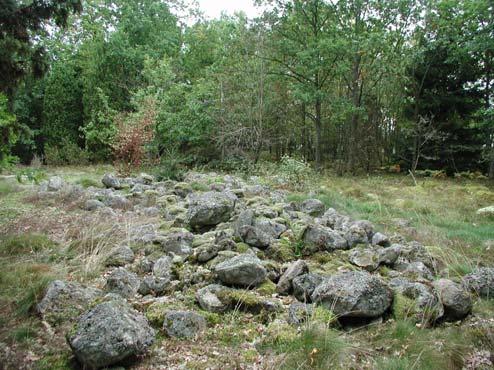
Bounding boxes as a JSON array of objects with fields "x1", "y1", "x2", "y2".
[{"x1": 36, "y1": 172, "x2": 489, "y2": 368}]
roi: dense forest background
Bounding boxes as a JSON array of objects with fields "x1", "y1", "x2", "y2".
[{"x1": 1, "y1": 0, "x2": 493, "y2": 177}]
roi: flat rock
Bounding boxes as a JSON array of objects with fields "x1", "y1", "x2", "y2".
[{"x1": 214, "y1": 254, "x2": 267, "y2": 287}]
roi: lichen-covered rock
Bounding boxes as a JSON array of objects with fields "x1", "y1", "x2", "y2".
[
  {"x1": 47, "y1": 176, "x2": 64, "y2": 191},
  {"x1": 288, "y1": 302, "x2": 314, "y2": 325},
  {"x1": 196, "y1": 284, "x2": 228, "y2": 313},
  {"x1": 462, "y1": 268, "x2": 494, "y2": 298},
  {"x1": 105, "y1": 245, "x2": 135, "y2": 267},
  {"x1": 67, "y1": 300, "x2": 155, "y2": 369},
  {"x1": 36, "y1": 280, "x2": 102, "y2": 325},
  {"x1": 187, "y1": 191, "x2": 236, "y2": 228},
  {"x1": 292, "y1": 273, "x2": 324, "y2": 303},
  {"x1": 276, "y1": 259, "x2": 308, "y2": 295},
  {"x1": 299, "y1": 199, "x2": 325, "y2": 217},
  {"x1": 240, "y1": 218, "x2": 286, "y2": 248},
  {"x1": 234, "y1": 209, "x2": 255, "y2": 238},
  {"x1": 311, "y1": 271, "x2": 392, "y2": 318},
  {"x1": 163, "y1": 310, "x2": 206, "y2": 339},
  {"x1": 390, "y1": 278, "x2": 444, "y2": 324},
  {"x1": 102, "y1": 173, "x2": 123, "y2": 189},
  {"x1": 138, "y1": 276, "x2": 170, "y2": 296},
  {"x1": 104, "y1": 268, "x2": 140, "y2": 298},
  {"x1": 152, "y1": 230, "x2": 194, "y2": 257},
  {"x1": 371, "y1": 232, "x2": 390, "y2": 247},
  {"x1": 344, "y1": 223, "x2": 370, "y2": 247},
  {"x1": 302, "y1": 225, "x2": 348, "y2": 254},
  {"x1": 433, "y1": 278, "x2": 472, "y2": 321},
  {"x1": 348, "y1": 248, "x2": 380, "y2": 271},
  {"x1": 152, "y1": 256, "x2": 173, "y2": 278},
  {"x1": 214, "y1": 254, "x2": 267, "y2": 287}
]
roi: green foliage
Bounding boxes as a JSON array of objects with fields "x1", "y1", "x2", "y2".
[
  {"x1": 15, "y1": 167, "x2": 47, "y2": 185},
  {"x1": 0, "y1": 93, "x2": 19, "y2": 170},
  {"x1": 279, "y1": 155, "x2": 314, "y2": 190},
  {"x1": 44, "y1": 138, "x2": 90, "y2": 166}
]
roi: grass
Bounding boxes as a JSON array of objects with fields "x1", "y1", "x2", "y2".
[{"x1": 0, "y1": 233, "x2": 57, "y2": 256}]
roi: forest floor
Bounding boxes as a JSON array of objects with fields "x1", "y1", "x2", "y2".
[{"x1": 0, "y1": 165, "x2": 493, "y2": 369}]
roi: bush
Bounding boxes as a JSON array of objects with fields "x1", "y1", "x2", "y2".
[
  {"x1": 113, "y1": 97, "x2": 157, "y2": 175},
  {"x1": 15, "y1": 167, "x2": 47, "y2": 184},
  {"x1": 279, "y1": 155, "x2": 314, "y2": 189},
  {"x1": 44, "y1": 139, "x2": 90, "y2": 166},
  {"x1": 0, "y1": 93, "x2": 19, "y2": 171}
]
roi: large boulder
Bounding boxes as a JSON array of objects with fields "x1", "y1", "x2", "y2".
[
  {"x1": 67, "y1": 300, "x2": 155, "y2": 369},
  {"x1": 36, "y1": 280, "x2": 102, "y2": 325},
  {"x1": 302, "y1": 225, "x2": 348, "y2": 254},
  {"x1": 104, "y1": 268, "x2": 140, "y2": 298},
  {"x1": 433, "y1": 279, "x2": 472, "y2": 321},
  {"x1": 462, "y1": 268, "x2": 494, "y2": 298},
  {"x1": 276, "y1": 260, "x2": 309, "y2": 295},
  {"x1": 163, "y1": 310, "x2": 206, "y2": 339},
  {"x1": 187, "y1": 191, "x2": 236, "y2": 228},
  {"x1": 311, "y1": 271, "x2": 392, "y2": 318},
  {"x1": 214, "y1": 254, "x2": 267, "y2": 287}
]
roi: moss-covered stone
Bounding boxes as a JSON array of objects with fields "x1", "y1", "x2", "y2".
[
  {"x1": 257, "y1": 280, "x2": 276, "y2": 296},
  {"x1": 235, "y1": 242, "x2": 250, "y2": 253}
]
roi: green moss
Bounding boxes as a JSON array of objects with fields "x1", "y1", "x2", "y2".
[
  {"x1": 311, "y1": 306, "x2": 336, "y2": 326},
  {"x1": 75, "y1": 177, "x2": 101, "y2": 188},
  {"x1": 190, "y1": 182, "x2": 209, "y2": 191},
  {"x1": 235, "y1": 242, "x2": 250, "y2": 253},
  {"x1": 257, "y1": 280, "x2": 276, "y2": 296},
  {"x1": 216, "y1": 289, "x2": 266, "y2": 314},
  {"x1": 392, "y1": 293, "x2": 416, "y2": 321},
  {"x1": 268, "y1": 238, "x2": 295, "y2": 262},
  {"x1": 35, "y1": 352, "x2": 73, "y2": 370}
]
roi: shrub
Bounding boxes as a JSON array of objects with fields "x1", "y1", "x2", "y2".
[
  {"x1": 44, "y1": 138, "x2": 90, "y2": 166},
  {"x1": 0, "y1": 93, "x2": 19, "y2": 171},
  {"x1": 15, "y1": 167, "x2": 47, "y2": 184},
  {"x1": 279, "y1": 155, "x2": 314, "y2": 190},
  {"x1": 113, "y1": 97, "x2": 157, "y2": 175}
]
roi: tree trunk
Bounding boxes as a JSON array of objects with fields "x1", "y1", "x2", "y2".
[{"x1": 315, "y1": 98, "x2": 322, "y2": 171}]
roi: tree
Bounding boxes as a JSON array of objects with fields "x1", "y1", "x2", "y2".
[{"x1": 0, "y1": 0, "x2": 82, "y2": 97}]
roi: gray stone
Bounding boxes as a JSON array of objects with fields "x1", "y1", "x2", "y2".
[
  {"x1": 187, "y1": 191, "x2": 236, "y2": 228},
  {"x1": 302, "y1": 224, "x2": 348, "y2": 253},
  {"x1": 138, "y1": 276, "x2": 170, "y2": 296},
  {"x1": 36, "y1": 280, "x2": 102, "y2": 325},
  {"x1": 390, "y1": 278, "x2": 444, "y2": 324},
  {"x1": 67, "y1": 300, "x2": 155, "y2": 369},
  {"x1": 163, "y1": 310, "x2": 206, "y2": 339},
  {"x1": 276, "y1": 260, "x2": 309, "y2": 295},
  {"x1": 371, "y1": 232, "x2": 390, "y2": 247},
  {"x1": 84, "y1": 199, "x2": 104, "y2": 211},
  {"x1": 344, "y1": 223, "x2": 370, "y2": 247},
  {"x1": 288, "y1": 302, "x2": 314, "y2": 325},
  {"x1": 476, "y1": 206, "x2": 494, "y2": 217},
  {"x1": 105, "y1": 245, "x2": 135, "y2": 267},
  {"x1": 214, "y1": 254, "x2": 267, "y2": 287},
  {"x1": 348, "y1": 248, "x2": 380, "y2": 271},
  {"x1": 233, "y1": 209, "x2": 255, "y2": 238},
  {"x1": 311, "y1": 271, "x2": 392, "y2": 318},
  {"x1": 433, "y1": 279, "x2": 472, "y2": 321},
  {"x1": 102, "y1": 173, "x2": 123, "y2": 189},
  {"x1": 377, "y1": 245, "x2": 400, "y2": 266},
  {"x1": 193, "y1": 243, "x2": 219, "y2": 263},
  {"x1": 463, "y1": 268, "x2": 494, "y2": 298},
  {"x1": 299, "y1": 199, "x2": 325, "y2": 217},
  {"x1": 152, "y1": 256, "x2": 173, "y2": 278},
  {"x1": 104, "y1": 268, "x2": 140, "y2": 298},
  {"x1": 47, "y1": 176, "x2": 63, "y2": 191},
  {"x1": 153, "y1": 230, "x2": 194, "y2": 257},
  {"x1": 240, "y1": 218, "x2": 286, "y2": 248},
  {"x1": 292, "y1": 273, "x2": 324, "y2": 303},
  {"x1": 196, "y1": 284, "x2": 228, "y2": 313}
]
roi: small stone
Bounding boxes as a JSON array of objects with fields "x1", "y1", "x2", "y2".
[
  {"x1": 276, "y1": 260, "x2": 309, "y2": 295},
  {"x1": 214, "y1": 254, "x2": 267, "y2": 287},
  {"x1": 163, "y1": 310, "x2": 206, "y2": 339},
  {"x1": 104, "y1": 268, "x2": 140, "y2": 298}
]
